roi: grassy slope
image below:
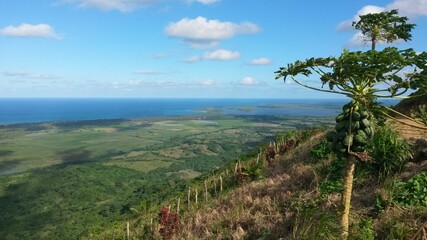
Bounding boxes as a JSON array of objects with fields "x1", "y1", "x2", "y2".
[{"x1": 141, "y1": 131, "x2": 426, "y2": 239}]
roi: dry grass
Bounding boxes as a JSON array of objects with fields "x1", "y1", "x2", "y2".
[{"x1": 174, "y1": 133, "x2": 338, "y2": 239}]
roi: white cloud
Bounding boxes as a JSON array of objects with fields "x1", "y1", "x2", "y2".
[
  {"x1": 183, "y1": 56, "x2": 202, "y2": 62},
  {"x1": 248, "y1": 57, "x2": 272, "y2": 65},
  {"x1": 337, "y1": 5, "x2": 385, "y2": 31},
  {"x1": 201, "y1": 79, "x2": 214, "y2": 86},
  {"x1": 203, "y1": 49, "x2": 240, "y2": 61},
  {"x1": 165, "y1": 16, "x2": 260, "y2": 48},
  {"x1": 3, "y1": 71, "x2": 59, "y2": 79},
  {"x1": 184, "y1": 49, "x2": 240, "y2": 62},
  {"x1": 387, "y1": 0, "x2": 427, "y2": 17},
  {"x1": 240, "y1": 77, "x2": 258, "y2": 85},
  {"x1": 186, "y1": 0, "x2": 220, "y2": 4},
  {"x1": 63, "y1": 0, "x2": 160, "y2": 12},
  {"x1": 0, "y1": 23, "x2": 61, "y2": 39},
  {"x1": 133, "y1": 69, "x2": 161, "y2": 75}
]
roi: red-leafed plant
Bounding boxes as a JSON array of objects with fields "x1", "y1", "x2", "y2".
[
  {"x1": 158, "y1": 207, "x2": 180, "y2": 239},
  {"x1": 278, "y1": 140, "x2": 296, "y2": 155},
  {"x1": 265, "y1": 146, "x2": 276, "y2": 165}
]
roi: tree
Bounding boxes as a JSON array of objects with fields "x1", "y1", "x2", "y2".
[
  {"x1": 352, "y1": 9, "x2": 415, "y2": 50},
  {"x1": 275, "y1": 10, "x2": 426, "y2": 239}
]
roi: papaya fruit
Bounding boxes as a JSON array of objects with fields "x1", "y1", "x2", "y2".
[
  {"x1": 351, "y1": 111, "x2": 361, "y2": 121},
  {"x1": 343, "y1": 135, "x2": 353, "y2": 146},
  {"x1": 357, "y1": 130, "x2": 367, "y2": 139},
  {"x1": 363, "y1": 127, "x2": 372, "y2": 136},
  {"x1": 361, "y1": 118, "x2": 370, "y2": 128},
  {"x1": 359, "y1": 110, "x2": 369, "y2": 119},
  {"x1": 353, "y1": 134, "x2": 367, "y2": 145},
  {"x1": 335, "y1": 121, "x2": 346, "y2": 131},
  {"x1": 335, "y1": 113, "x2": 346, "y2": 123},
  {"x1": 352, "y1": 121, "x2": 360, "y2": 131}
]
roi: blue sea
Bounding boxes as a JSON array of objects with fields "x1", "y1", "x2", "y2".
[{"x1": 0, "y1": 98, "x2": 396, "y2": 125}]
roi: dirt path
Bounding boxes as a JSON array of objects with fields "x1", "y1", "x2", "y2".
[{"x1": 389, "y1": 117, "x2": 427, "y2": 139}]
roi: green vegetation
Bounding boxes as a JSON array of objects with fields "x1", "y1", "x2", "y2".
[
  {"x1": 0, "y1": 111, "x2": 333, "y2": 239},
  {"x1": 367, "y1": 125, "x2": 413, "y2": 179},
  {"x1": 393, "y1": 172, "x2": 427, "y2": 208},
  {"x1": 412, "y1": 104, "x2": 427, "y2": 125}
]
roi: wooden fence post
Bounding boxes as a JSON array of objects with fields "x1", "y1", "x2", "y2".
[
  {"x1": 188, "y1": 187, "x2": 191, "y2": 208},
  {"x1": 177, "y1": 198, "x2": 180, "y2": 213},
  {"x1": 204, "y1": 180, "x2": 208, "y2": 201},
  {"x1": 220, "y1": 175, "x2": 223, "y2": 192},
  {"x1": 127, "y1": 221, "x2": 130, "y2": 239}
]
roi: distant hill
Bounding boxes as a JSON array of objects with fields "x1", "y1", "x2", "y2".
[{"x1": 393, "y1": 90, "x2": 427, "y2": 115}]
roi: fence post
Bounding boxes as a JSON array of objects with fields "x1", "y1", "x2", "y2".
[
  {"x1": 195, "y1": 189, "x2": 198, "y2": 204},
  {"x1": 188, "y1": 187, "x2": 191, "y2": 208},
  {"x1": 204, "y1": 180, "x2": 208, "y2": 201},
  {"x1": 220, "y1": 175, "x2": 223, "y2": 192},
  {"x1": 127, "y1": 221, "x2": 130, "y2": 239},
  {"x1": 177, "y1": 198, "x2": 180, "y2": 213}
]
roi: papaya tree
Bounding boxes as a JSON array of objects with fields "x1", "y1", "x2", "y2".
[
  {"x1": 352, "y1": 9, "x2": 415, "y2": 50},
  {"x1": 275, "y1": 9, "x2": 426, "y2": 239}
]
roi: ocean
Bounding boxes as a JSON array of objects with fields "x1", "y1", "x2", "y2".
[{"x1": 0, "y1": 98, "x2": 390, "y2": 125}]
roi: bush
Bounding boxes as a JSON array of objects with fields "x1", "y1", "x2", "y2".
[
  {"x1": 349, "y1": 218, "x2": 375, "y2": 240},
  {"x1": 393, "y1": 172, "x2": 427, "y2": 207},
  {"x1": 158, "y1": 207, "x2": 180, "y2": 239},
  {"x1": 367, "y1": 125, "x2": 412, "y2": 179},
  {"x1": 310, "y1": 139, "x2": 331, "y2": 161}
]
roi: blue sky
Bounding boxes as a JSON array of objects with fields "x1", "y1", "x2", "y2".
[{"x1": 1, "y1": 0, "x2": 426, "y2": 98}]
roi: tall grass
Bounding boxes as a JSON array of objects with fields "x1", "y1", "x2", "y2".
[{"x1": 368, "y1": 125, "x2": 412, "y2": 179}]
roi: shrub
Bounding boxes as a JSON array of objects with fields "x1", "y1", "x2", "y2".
[
  {"x1": 158, "y1": 207, "x2": 180, "y2": 240},
  {"x1": 349, "y1": 218, "x2": 375, "y2": 240},
  {"x1": 310, "y1": 139, "x2": 331, "y2": 161},
  {"x1": 367, "y1": 125, "x2": 412, "y2": 179},
  {"x1": 393, "y1": 172, "x2": 427, "y2": 207}
]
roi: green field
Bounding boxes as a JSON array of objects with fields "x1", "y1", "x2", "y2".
[{"x1": 0, "y1": 112, "x2": 333, "y2": 239}]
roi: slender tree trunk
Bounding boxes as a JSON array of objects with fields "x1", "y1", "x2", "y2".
[{"x1": 341, "y1": 157, "x2": 356, "y2": 239}]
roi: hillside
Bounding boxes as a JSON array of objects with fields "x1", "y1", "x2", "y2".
[{"x1": 120, "y1": 124, "x2": 427, "y2": 239}]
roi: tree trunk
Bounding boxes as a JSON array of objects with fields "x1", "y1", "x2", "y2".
[{"x1": 341, "y1": 157, "x2": 356, "y2": 239}]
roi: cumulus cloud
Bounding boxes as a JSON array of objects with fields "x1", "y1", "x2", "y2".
[
  {"x1": 0, "y1": 23, "x2": 61, "y2": 39},
  {"x1": 248, "y1": 57, "x2": 272, "y2": 65},
  {"x1": 203, "y1": 49, "x2": 240, "y2": 60},
  {"x1": 63, "y1": 0, "x2": 160, "y2": 12},
  {"x1": 165, "y1": 16, "x2": 260, "y2": 48},
  {"x1": 240, "y1": 77, "x2": 258, "y2": 85},
  {"x1": 186, "y1": 0, "x2": 220, "y2": 4},
  {"x1": 337, "y1": 5, "x2": 385, "y2": 31},
  {"x1": 387, "y1": 0, "x2": 427, "y2": 17}
]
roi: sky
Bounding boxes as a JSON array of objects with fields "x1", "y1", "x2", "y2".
[{"x1": 1, "y1": 0, "x2": 426, "y2": 98}]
